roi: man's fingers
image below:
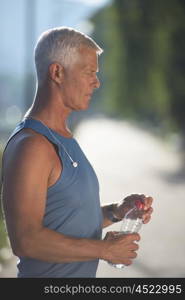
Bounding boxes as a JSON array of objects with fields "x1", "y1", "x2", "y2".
[
  {"x1": 124, "y1": 233, "x2": 140, "y2": 242},
  {"x1": 142, "y1": 196, "x2": 153, "y2": 211},
  {"x1": 124, "y1": 194, "x2": 153, "y2": 209},
  {"x1": 142, "y1": 215, "x2": 151, "y2": 224},
  {"x1": 129, "y1": 251, "x2": 137, "y2": 259},
  {"x1": 132, "y1": 243, "x2": 139, "y2": 251},
  {"x1": 122, "y1": 259, "x2": 132, "y2": 266}
]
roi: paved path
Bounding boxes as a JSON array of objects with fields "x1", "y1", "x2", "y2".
[{"x1": 1, "y1": 117, "x2": 185, "y2": 277}]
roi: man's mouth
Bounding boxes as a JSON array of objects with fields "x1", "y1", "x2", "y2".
[
  {"x1": 85, "y1": 94, "x2": 92, "y2": 99},
  {"x1": 87, "y1": 92, "x2": 93, "y2": 97}
]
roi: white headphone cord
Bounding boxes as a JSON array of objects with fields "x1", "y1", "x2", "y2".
[
  {"x1": 25, "y1": 117, "x2": 78, "y2": 168},
  {"x1": 46, "y1": 126, "x2": 78, "y2": 168}
]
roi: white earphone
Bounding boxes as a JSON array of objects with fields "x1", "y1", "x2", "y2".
[{"x1": 28, "y1": 118, "x2": 79, "y2": 168}]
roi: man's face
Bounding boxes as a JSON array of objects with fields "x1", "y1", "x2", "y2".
[{"x1": 61, "y1": 46, "x2": 100, "y2": 111}]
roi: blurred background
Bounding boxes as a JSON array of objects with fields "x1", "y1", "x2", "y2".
[{"x1": 0, "y1": 0, "x2": 185, "y2": 278}]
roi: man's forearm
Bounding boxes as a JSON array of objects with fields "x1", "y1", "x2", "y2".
[
  {"x1": 101, "y1": 204, "x2": 122, "y2": 228},
  {"x1": 15, "y1": 227, "x2": 107, "y2": 263}
]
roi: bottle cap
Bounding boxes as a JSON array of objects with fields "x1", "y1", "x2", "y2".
[{"x1": 135, "y1": 200, "x2": 144, "y2": 210}]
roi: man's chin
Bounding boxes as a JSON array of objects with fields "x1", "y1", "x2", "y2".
[
  {"x1": 78, "y1": 106, "x2": 89, "y2": 111},
  {"x1": 73, "y1": 99, "x2": 91, "y2": 111},
  {"x1": 77, "y1": 102, "x2": 90, "y2": 111}
]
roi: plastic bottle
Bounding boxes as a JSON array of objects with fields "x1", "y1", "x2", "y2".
[{"x1": 109, "y1": 199, "x2": 144, "y2": 269}]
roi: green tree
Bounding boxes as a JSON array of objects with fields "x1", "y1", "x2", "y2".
[{"x1": 92, "y1": 0, "x2": 185, "y2": 139}]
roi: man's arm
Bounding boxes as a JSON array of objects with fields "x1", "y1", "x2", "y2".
[
  {"x1": 101, "y1": 195, "x2": 153, "y2": 228},
  {"x1": 101, "y1": 204, "x2": 122, "y2": 228},
  {"x1": 2, "y1": 133, "x2": 139, "y2": 265}
]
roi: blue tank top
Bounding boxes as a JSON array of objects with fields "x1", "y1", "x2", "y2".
[{"x1": 5, "y1": 118, "x2": 103, "y2": 277}]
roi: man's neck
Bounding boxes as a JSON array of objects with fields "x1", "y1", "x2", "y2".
[{"x1": 23, "y1": 86, "x2": 73, "y2": 138}]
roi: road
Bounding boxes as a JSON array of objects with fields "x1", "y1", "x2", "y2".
[{"x1": 1, "y1": 116, "x2": 185, "y2": 277}]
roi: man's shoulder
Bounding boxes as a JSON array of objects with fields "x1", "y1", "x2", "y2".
[
  {"x1": 2, "y1": 129, "x2": 56, "y2": 187},
  {"x1": 3, "y1": 128, "x2": 53, "y2": 163}
]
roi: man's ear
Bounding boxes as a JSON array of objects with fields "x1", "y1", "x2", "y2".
[{"x1": 49, "y1": 62, "x2": 64, "y2": 84}]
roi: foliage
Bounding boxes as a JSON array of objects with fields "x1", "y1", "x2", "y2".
[{"x1": 91, "y1": 0, "x2": 185, "y2": 138}]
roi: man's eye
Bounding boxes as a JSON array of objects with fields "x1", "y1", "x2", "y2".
[{"x1": 86, "y1": 71, "x2": 95, "y2": 74}]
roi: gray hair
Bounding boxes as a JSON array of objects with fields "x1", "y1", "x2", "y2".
[{"x1": 34, "y1": 26, "x2": 103, "y2": 86}]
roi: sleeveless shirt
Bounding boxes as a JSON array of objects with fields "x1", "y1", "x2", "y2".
[{"x1": 4, "y1": 118, "x2": 103, "y2": 277}]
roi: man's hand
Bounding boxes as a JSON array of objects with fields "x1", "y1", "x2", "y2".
[
  {"x1": 103, "y1": 231, "x2": 140, "y2": 265},
  {"x1": 115, "y1": 194, "x2": 153, "y2": 224}
]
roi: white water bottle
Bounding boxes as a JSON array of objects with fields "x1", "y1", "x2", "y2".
[{"x1": 110, "y1": 200, "x2": 144, "y2": 269}]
